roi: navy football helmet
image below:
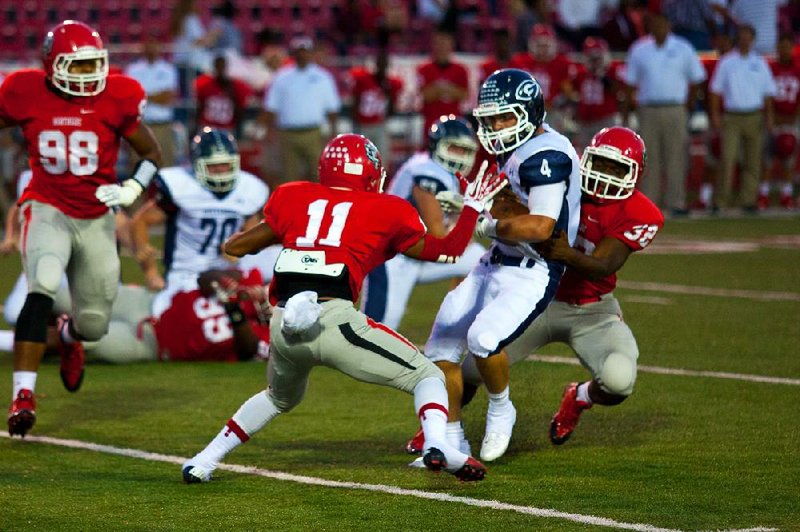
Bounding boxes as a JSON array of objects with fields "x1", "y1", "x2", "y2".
[
  {"x1": 190, "y1": 127, "x2": 241, "y2": 193},
  {"x1": 473, "y1": 68, "x2": 545, "y2": 155},
  {"x1": 428, "y1": 115, "x2": 478, "y2": 175}
]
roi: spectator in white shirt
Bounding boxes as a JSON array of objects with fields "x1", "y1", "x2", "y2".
[
  {"x1": 126, "y1": 35, "x2": 180, "y2": 167},
  {"x1": 623, "y1": 11, "x2": 706, "y2": 216},
  {"x1": 709, "y1": 24, "x2": 777, "y2": 211},
  {"x1": 262, "y1": 36, "x2": 341, "y2": 183}
]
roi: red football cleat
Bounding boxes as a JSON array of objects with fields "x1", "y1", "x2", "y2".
[
  {"x1": 8, "y1": 389, "x2": 36, "y2": 437},
  {"x1": 405, "y1": 427, "x2": 424, "y2": 455},
  {"x1": 549, "y1": 382, "x2": 592, "y2": 445},
  {"x1": 58, "y1": 315, "x2": 85, "y2": 393},
  {"x1": 779, "y1": 195, "x2": 795, "y2": 210},
  {"x1": 452, "y1": 456, "x2": 487, "y2": 482},
  {"x1": 756, "y1": 194, "x2": 770, "y2": 210}
]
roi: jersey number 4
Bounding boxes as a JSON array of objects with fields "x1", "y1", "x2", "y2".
[
  {"x1": 297, "y1": 199, "x2": 353, "y2": 247},
  {"x1": 39, "y1": 130, "x2": 99, "y2": 176}
]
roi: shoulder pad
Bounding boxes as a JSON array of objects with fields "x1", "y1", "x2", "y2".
[{"x1": 519, "y1": 149, "x2": 573, "y2": 190}]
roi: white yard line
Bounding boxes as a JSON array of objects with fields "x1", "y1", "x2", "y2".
[
  {"x1": 617, "y1": 280, "x2": 800, "y2": 302},
  {"x1": 529, "y1": 355, "x2": 800, "y2": 386},
  {"x1": 0, "y1": 433, "x2": 776, "y2": 532}
]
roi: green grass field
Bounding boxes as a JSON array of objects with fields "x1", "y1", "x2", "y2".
[{"x1": 1, "y1": 215, "x2": 799, "y2": 531}]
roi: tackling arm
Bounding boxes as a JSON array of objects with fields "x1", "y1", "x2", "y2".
[
  {"x1": 412, "y1": 185, "x2": 449, "y2": 237},
  {"x1": 538, "y1": 230, "x2": 632, "y2": 280}
]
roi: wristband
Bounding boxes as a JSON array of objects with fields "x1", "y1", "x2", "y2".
[{"x1": 131, "y1": 158, "x2": 158, "y2": 189}]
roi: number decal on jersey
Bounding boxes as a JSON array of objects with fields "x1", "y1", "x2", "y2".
[
  {"x1": 623, "y1": 224, "x2": 659, "y2": 247},
  {"x1": 38, "y1": 130, "x2": 99, "y2": 176},
  {"x1": 296, "y1": 199, "x2": 353, "y2": 247},
  {"x1": 193, "y1": 297, "x2": 233, "y2": 343},
  {"x1": 540, "y1": 158, "x2": 551, "y2": 178},
  {"x1": 199, "y1": 217, "x2": 239, "y2": 254}
]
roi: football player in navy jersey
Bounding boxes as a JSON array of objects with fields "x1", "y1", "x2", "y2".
[
  {"x1": 409, "y1": 69, "x2": 582, "y2": 462},
  {"x1": 362, "y1": 115, "x2": 485, "y2": 330},
  {"x1": 130, "y1": 127, "x2": 270, "y2": 318}
]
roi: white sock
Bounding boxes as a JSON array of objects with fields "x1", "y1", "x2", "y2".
[
  {"x1": 446, "y1": 421, "x2": 465, "y2": 449},
  {"x1": 759, "y1": 182, "x2": 770, "y2": 197},
  {"x1": 699, "y1": 183, "x2": 713, "y2": 204},
  {"x1": 0, "y1": 330, "x2": 13, "y2": 352},
  {"x1": 488, "y1": 385, "x2": 510, "y2": 411},
  {"x1": 781, "y1": 182, "x2": 793, "y2": 197},
  {"x1": 59, "y1": 317, "x2": 77, "y2": 345},
  {"x1": 414, "y1": 377, "x2": 467, "y2": 470},
  {"x1": 194, "y1": 391, "x2": 280, "y2": 466},
  {"x1": 576, "y1": 381, "x2": 592, "y2": 405},
  {"x1": 13, "y1": 371, "x2": 37, "y2": 399}
]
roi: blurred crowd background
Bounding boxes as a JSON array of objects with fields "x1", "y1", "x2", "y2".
[{"x1": 0, "y1": 0, "x2": 799, "y2": 217}]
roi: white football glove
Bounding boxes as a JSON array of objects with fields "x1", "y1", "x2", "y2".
[
  {"x1": 460, "y1": 161, "x2": 508, "y2": 213},
  {"x1": 435, "y1": 190, "x2": 464, "y2": 214},
  {"x1": 95, "y1": 179, "x2": 144, "y2": 208},
  {"x1": 474, "y1": 213, "x2": 498, "y2": 239}
]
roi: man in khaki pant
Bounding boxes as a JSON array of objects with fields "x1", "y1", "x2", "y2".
[{"x1": 709, "y1": 25, "x2": 776, "y2": 211}]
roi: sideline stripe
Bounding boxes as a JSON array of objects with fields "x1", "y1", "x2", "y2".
[
  {"x1": 0, "y1": 433, "x2": 776, "y2": 532},
  {"x1": 529, "y1": 355, "x2": 800, "y2": 386},
  {"x1": 617, "y1": 281, "x2": 800, "y2": 302}
]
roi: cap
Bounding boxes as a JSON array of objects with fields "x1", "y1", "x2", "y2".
[{"x1": 289, "y1": 36, "x2": 314, "y2": 51}]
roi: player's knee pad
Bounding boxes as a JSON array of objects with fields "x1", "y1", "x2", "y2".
[
  {"x1": 598, "y1": 352, "x2": 636, "y2": 397},
  {"x1": 32, "y1": 254, "x2": 66, "y2": 296},
  {"x1": 73, "y1": 309, "x2": 111, "y2": 342},
  {"x1": 14, "y1": 293, "x2": 55, "y2": 343}
]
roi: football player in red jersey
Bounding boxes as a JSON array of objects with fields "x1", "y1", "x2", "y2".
[
  {"x1": 0, "y1": 20, "x2": 162, "y2": 437},
  {"x1": 761, "y1": 34, "x2": 800, "y2": 209},
  {"x1": 182, "y1": 133, "x2": 507, "y2": 483},
  {"x1": 454, "y1": 127, "x2": 663, "y2": 447},
  {"x1": 82, "y1": 268, "x2": 271, "y2": 364}
]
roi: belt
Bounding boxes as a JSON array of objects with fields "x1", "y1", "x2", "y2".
[
  {"x1": 559, "y1": 295, "x2": 603, "y2": 305},
  {"x1": 487, "y1": 247, "x2": 537, "y2": 269}
]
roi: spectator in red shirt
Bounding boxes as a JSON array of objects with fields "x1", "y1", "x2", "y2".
[
  {"x1": 195, "y1": 55, "x2": 251, "y2": 135},
  {"x1": 348, "y1": 46, "x2": 403, "y2": 168},
  {"x1": 478, "y1": 27, "x2": 514, "y2": 88},
  {"x1": 416, "y1": 30, "x2": 469, "y2": 141},
  {"x1": 572, "y1": 37, "x2": 624, "y2": 151},
  {"x1": 761, "y1": 33, "x2": 800, "y2": 209},
  {"x1": 510, "y1": 24, "x2": 578, "y2": 131}
]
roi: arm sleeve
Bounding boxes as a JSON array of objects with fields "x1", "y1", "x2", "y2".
[
  {"x1": 608, "y1": 197, "x2": 664, "y2": 251},
  {"x1": 261, "y1": 185, "x2": 285, "y2": 236},
  {"x1": 413, "y1": 174, "x2": 448, "y2": 195},
  {"x1": 0, "y1": 73, "x2": 20, "y2": 123},
  {"x1": 391, "y1": 200, "x2": 428, "y2": 253}
]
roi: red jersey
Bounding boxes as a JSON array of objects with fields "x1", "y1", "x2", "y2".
[
  {"x1": 348, "y1": 67, "x2": 403, "y2": 125},
  {"x1": 154, "y1": 269, "x2": 270, "y2": 362},
  {"x1": 770, "y1": 60, "x2": 800, "y2": 118},
  {"x1": 0, "y1": 70, "x2": 145, "y2": 219},
  {"x1": 195, "y1": 75, "x2": 251, "y2": 130},
  {"x1": 556, "y1": 190, "x2": 663, "y2": 303},
  {"x1": 416, "y1": 60, "x2": 469, "y2": 133},
  {"x1": 509, "y1": 53, "x2": 577, "y2": 104},
  {"x1": 263, "y1": 182, "x2": 426, "y2": 304},
  {"x1": 573, "y1": 61, "x2": 624, "y2": 121}
]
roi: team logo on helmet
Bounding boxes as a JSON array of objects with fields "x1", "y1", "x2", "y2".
[
  {"x1": 515, "y1": 80, "x2": 536, "y2": 101},
  {"x1": 364, "y1": 140, "x2": 380, "y2": 169}
]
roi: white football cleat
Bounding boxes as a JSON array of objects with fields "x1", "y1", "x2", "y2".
[
  {"x1": 182, "y1": 459, "x2": 215, "y2": 483},
  {"x1": 480, "y1": 402, "x2": 516, "y2": 462}
]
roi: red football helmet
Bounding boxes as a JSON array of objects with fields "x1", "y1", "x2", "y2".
[
  {"x1": 318, "y1": 134, "x2": 386, "y2": 193},
  {"x1": 773, "y1": 129, "x2": 798, "y2": 162},
  {"x1": 528, "y1": 24, "x2": 557, "y2": 61},
  {"x1": 42, "y1": 20, "x2": 108, "y2": 97},
  {"x1": 581, "y1": 127, "x2": 646, "y2": 201}
]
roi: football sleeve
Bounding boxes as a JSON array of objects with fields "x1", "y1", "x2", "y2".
[
  {"x1": 390, "y1": 200, "x2": 428, "y2": 254},
  {"x1": 413, "y1": 174, "x2": 448, "y2": 196},
  {"x1": 608, "y1": 196, "x2": 664, "y2": 251},
  {"x1": 519, "y1": 150, "x2": 572, "y2": 218},
  {"x1": 118, "y1": 78, "x2": 147, "y2": 136}
]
